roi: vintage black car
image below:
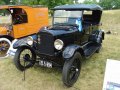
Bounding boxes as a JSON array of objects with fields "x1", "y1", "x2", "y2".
[{"x1": 13, "y1": 4, "x2": 104, "y2": 87}]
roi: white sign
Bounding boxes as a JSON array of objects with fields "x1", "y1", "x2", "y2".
[{"x1": 103, "y1": 59, "x2": 120, "y2": 90}]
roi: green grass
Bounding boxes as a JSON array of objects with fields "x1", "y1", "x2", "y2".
[{"x1": 0, "y1": 10, "x2": 120, "y2": 90}]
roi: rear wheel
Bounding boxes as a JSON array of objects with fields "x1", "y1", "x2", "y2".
[
  {"x1": 62, "y1": 52, "x2": 82, "y2": 87},
  {"x1": 0, "y1": 38, "x2": 11, "y2": 58},
  {"x1": 14, "y1": 47, "x2": 36, "y2": 71}
]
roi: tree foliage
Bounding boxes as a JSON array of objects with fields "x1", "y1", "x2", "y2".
[
  {"x1": 83, "y1": 0, "x2": 120, "y2": 10},
  {"x1": 83, "y1": 0, "x2": 97, "y2": 4},
  {"x1": 99, "y1": 0, "x2": 120, "y2": 9},
  {"x1": 0, "y1": 0, "x2": 120, "y2": 10},
  {"x1": 99, "y1": 0, "x2": 113, "y2": 9}
]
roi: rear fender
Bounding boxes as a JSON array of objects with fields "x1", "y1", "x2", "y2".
[
  {"x1": 97, "y1": 30, "x2": 105, "y2": 43},
  {"x1": 101, "y1": 30, "x2": 105, "y2": 40},
  {"x1": 62, "y1": 44, "x2": 85, "y2": 60},
  {"x1": 89, "y1": 30, "x2": 104, "y2": 43},
  {"x1": 0, "y1": 35, "x2": 14, "y2": 42}
]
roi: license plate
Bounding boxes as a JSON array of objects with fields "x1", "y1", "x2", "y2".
[{"x1": 39, "y1": 60, "x2": 52, "y2": 68}]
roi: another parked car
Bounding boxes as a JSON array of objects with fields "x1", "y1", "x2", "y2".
[
  {"x1": 0, "y1": 5, "x2": 48, "y2": 57},
  {"x1": 13, "y1": 4, "x2": 104, "y2": 87}
]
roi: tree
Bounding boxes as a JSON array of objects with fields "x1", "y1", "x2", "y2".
[
  {"x1": 39, "y1": 0, "x2": 73, "y2": 15},
  {"x1": 0, "y1": 0, "x2": 74, "y2": 15},
  {"x1": 99, "y1": 0, "x2": 113, "y2": 9},
  {"x1": 112, "y1": 0, "x2": 120, "y2": 9},
  {"x1": 99, "y1": 0, "x2": 120, "y2": 10},
  {"x1": 3, "y1": 0, "x2": 10, "y2": 4},
  {"x1": 0, "y1": 1, "x2": 5, "y2": 5},
  {"x1": 83, "y1": 0, "x2": 97, "y2": 4},
  {"x1": 83, "y1": 0, "x2": 120, "y2": 10},
  {"x1": 39, "y1": 0, "x2": 73, "y2": 9}
]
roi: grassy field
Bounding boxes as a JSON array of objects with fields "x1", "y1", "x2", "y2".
[{"x1": 0, "y1": 10, "x2": 120, "y2": 90}]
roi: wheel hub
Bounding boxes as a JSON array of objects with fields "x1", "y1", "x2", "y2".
[
  {"x1": 76, "y1": 68, "x2": 79, "y2": 72},
  {"x1": 23, "y1": 54, "x2": 30, "y2": 62}
]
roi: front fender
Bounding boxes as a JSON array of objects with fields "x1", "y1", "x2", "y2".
[
  {"x1": 13, "y1": 41, "x2": 28, "y2": 49},
  {"x1": 17, "y1": 45, "x2": 35, "y2": 52},
  {"x1": 15, "y1": 45, "x2": 36, "y2": 58},
  {"x1": 62, "y1": 44, "x2": 84, "y2": 59}
]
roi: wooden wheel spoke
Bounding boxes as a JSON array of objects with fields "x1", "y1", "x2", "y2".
[{"x1": 19, "y1": 49, "x2": 32, "y2": 67}]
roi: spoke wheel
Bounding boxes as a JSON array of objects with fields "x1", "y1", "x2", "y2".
[
  {"x1": 62, "y1": 52, "x2": 82, "y2": 87},
  {"x1": 0, "y1": 38, "x2": 11, "y2": 58},
  {"x1": 14, "y1": 47, "x2": 36, "y2": 71}
]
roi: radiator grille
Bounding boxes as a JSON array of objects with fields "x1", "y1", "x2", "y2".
[{"x1": 37, "y1": 32, "x2": 54, "y2": 56}]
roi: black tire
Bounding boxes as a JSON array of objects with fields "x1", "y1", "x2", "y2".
[
  {"x1": 62, "y1": 52, "x2": 82, "y2": 87},
  {"x1": 14, "y1": 47, "x2": 36, "y2": 71}
]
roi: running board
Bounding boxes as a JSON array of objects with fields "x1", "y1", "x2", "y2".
[{"x1": 84, "y1": 43, "x2": 100, "y2": 58}]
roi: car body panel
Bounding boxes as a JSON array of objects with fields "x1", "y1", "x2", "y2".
[
  {"x1": 0, "y1": 5, "x2": 49, "y2": 39},
  {"x1": 14, "y1": 4, "x2": 104, "y2": 63}
]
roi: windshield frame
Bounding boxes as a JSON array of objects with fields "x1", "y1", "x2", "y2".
[{"x1": 52, "y1": 10, "x2": 83, "y2": 25}]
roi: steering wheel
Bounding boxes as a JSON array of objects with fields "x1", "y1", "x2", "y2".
[{"x1": 13, "y1": 14, "x2": 23, "y2": 24}]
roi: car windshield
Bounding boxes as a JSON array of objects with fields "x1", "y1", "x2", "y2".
[
  {"x1": 53, "y1": 10, "x2": 82, "y2": 25},
  {"x1": 0, "y1": 9, "x2": 12, "y2": 26}
]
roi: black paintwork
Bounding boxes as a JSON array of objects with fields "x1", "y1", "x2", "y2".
[
  {"x1": 14, "y1": 4, "x2": 104, "y2": 66},
  {"x1": 12, "y1": 4, "x2": 105, "y2": 87},
  {"x1": 34, "y1": 5, "x2": 104, "y2": 66},
  {"x1": 53, "y1": 4, "x2": 102, "y2": 11},
  {"x1": 62, "y1": 44, "x2": 84, "y2": 59}
]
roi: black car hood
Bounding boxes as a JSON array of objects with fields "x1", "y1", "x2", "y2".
[{"x1": 40, "y1": 25, "x2": 78, "y2": 36}]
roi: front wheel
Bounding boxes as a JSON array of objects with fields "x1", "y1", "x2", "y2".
[
  {"x1": 62, "y1": 52, "x2": 82, "y2": 87},
  {"x1": 14, "y1": 47, "x2": 36, "y2": 71}
]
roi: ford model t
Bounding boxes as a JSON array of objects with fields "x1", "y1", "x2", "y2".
[
  {"x1": 0, "y1": 5, "x2": 48, "y2": 57},
  {"x1": 13, "y1": 4, "x2": 104, "y2": 87}
]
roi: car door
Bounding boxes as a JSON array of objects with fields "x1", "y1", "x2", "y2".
[{"x1": 79, "y1": 10, "x2": 93, "y2": 45}]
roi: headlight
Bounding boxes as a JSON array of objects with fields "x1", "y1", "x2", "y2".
[
  {"x1": 27, "y1": 36, "x2": 33, "y2": 46},
  {"x1": 54, "y1": 39, "x2": 64, "y2": 50}
]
